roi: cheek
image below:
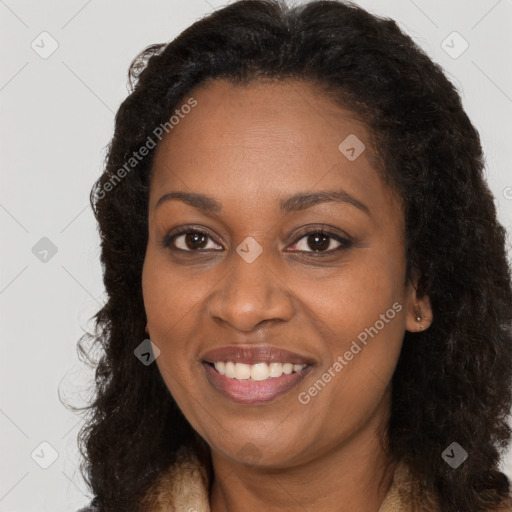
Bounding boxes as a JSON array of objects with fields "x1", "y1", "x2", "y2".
[
  {"x1": 142, "y1": 247, "x2": 213, "y2": 338},
  {"x1": 295, "y1": 248, "x2": 405, "y2": 335},
  {"x1": 141, "y1": 247, "x2": 217, "y2": 398},
  {"x1": 292, "y1": 250, "x2": 405, "y2": 420}
]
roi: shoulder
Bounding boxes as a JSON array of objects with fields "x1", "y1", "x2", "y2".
[
  {"x1": 380, "y1": 462, "x2": 512, "y2": 512},
  {"x1": 139, "y1": 444, "x2": 210, "y2": 512},
  {"x1": 75, "y1": 446, "x2": 210, "y2": 512},
  {"x1": 496, "y1": 494, "x2": 512, "y2": 512}
]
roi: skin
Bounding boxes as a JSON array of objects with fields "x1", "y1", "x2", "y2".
[{"x1": 142, "y1": 78, "x2": 432, "y2": 512}]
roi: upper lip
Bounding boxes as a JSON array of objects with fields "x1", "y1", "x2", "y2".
[{"x1": 200, "y1": 344, "x2": 315, "y2": 365}]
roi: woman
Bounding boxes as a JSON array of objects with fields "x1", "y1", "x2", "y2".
[{"x1": 76, "y1": 0, "x2": 512, "y2": 510}]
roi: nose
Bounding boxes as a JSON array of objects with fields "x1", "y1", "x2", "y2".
[{"x1": 207, "y1": 249, "x2": 295, "y2": 332}]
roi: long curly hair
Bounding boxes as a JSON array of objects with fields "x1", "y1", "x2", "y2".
[{"x1": 75, "y1": 1, "x2": 512, "y2": 510}]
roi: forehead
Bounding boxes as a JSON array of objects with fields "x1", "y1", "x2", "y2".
[{"x1": 149, "y1": 78, "x2": 395, "y2": 218}]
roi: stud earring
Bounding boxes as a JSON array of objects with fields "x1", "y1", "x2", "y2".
[{"x1": 416, "y1": 315, "x2": 422, "y2": 322}]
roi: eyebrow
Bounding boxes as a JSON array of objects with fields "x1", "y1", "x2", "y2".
[{"x1": 155, "y1": 189, "x2": 370, "y2": 216}]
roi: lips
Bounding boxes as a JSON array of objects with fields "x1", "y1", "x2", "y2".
[
  {"x1": 200, "y1": 344, "x2": 315, "y2": 365},
  {"x1": 202, "y1": 361, "x2": 313, "y2": 404}
]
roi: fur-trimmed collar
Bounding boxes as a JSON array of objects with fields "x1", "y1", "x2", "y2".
[
  {"x1": 141, "y1": 445, "x2": 211, "y2": 512},
  {"x1": 139, "y1": 445, "x2": 512, "y2": 512},
  {"x1": 78, "y1": 446, "x2": 512, "y2": 511},
  {"x1": 139, "y1": 445, "x2": 440, "y2": 512}
]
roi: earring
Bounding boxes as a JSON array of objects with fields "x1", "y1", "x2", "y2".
[{"x1": 416, "y1": 315, "x2": 422, "y2": 322}]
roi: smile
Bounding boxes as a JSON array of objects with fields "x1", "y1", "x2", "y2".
[
  {"x1": 203, "y1": 361, "x2": 312, "y2": 404},
  {"x1": 212, "y1": 361, "x2": 307, "y2": 380}
]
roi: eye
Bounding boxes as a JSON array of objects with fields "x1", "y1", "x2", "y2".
[
  {"x1": 162, "y1": 228, "x2": 223, "y2": 252},
  {"x1": 162, "y1": 226, "x2": 353, "y2": 255},
  {"x1": 287, "y1": 229, "x2": 352, "y2": 254}
]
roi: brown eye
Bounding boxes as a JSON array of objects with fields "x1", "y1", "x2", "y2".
[
  {"x1": 306, "y1": 233, "x2": 331, "y2": 252},
  {"x1": 163, "y1": 229, "x2": 223, "y2": 252},
  {"x1": 288, "y1": 230, "x2": 351, "y2": 254},
  {"x1": 185, "y1": 232, "x2": 208, "y2": 250}
]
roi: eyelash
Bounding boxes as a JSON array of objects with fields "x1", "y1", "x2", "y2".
[{"x1": 161, "y1": 225, "x2": 353, "y2": 256}]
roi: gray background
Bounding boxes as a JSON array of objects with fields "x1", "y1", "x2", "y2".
[{"x1": 1, "y1": 0, "x2": 511, "y2": 510}]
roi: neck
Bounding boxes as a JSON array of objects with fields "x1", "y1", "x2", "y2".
[{"x1": 208, "y1": 392, "x2": 395, "y2": 512}]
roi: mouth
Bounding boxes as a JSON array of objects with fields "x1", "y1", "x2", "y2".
[
  {"x1": 202, "y1": 360, "x2": 313, "y2": 404},
  {"x1": 200, "y1": 344, "x2": 315, "y2": 366},
  {"x1": 205, "y1": 360, "x2": 309, "y2": 379}
]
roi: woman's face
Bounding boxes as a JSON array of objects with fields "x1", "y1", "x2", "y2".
[{"x1": 142, "y1": 78, "x2": 430, "y2": 467}]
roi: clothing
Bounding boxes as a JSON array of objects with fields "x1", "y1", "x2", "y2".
[
  {"x1": 140, "y1": 445, "x2": 433, "y2": 511},
  {"x1": 80, "y1": 445, "x2": 512, "y2": 511}
]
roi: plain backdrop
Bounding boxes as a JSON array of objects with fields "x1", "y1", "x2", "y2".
[{"x1": 1, "y1": 0, "x2": 511, "y2": 510}]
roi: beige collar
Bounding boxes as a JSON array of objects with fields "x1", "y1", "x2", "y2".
[
  {"x1": 141, "y1": 444, "x2": 512, "y2": 512},
  {"x1": 140, "y1": 446, "x2": 433, "y2": 512},
  {"x1": 141, "y1": 445, "x2": 211, "y2": 512}
]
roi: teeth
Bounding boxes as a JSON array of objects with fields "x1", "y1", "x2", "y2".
[
  {"x1": 225, "y1": 361, "x2": 236, "y2": 378},
  {"x1": 235, "y1": 362, "x2": 251, "y2": 380},
  {"x1": 212, "y1": 361, "x2": 307, "y2": 380},
  {"x1": 251, "y1": 362, "x2": 269, "y2": 381}
]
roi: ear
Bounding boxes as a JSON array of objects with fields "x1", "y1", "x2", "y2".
[{"x1": 404, "y1": 275, "x2": 433, "y2": 333}]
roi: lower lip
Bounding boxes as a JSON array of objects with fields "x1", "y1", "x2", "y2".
[{"x1": 203, "y1": 362, "x2": 313, "y2": 404}]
